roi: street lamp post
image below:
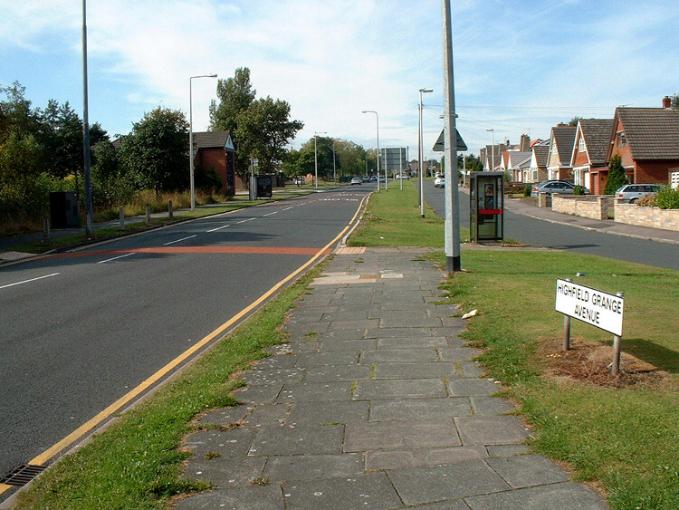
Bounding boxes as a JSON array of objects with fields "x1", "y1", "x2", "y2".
[
  {"x1": 189, "y1": 74, "x2": 217, "y2": 211},
  {"x1": 362, "y1": 110, "x2": 381, "y2": 191},
  {"x1": 81, "y1": 0, "x2": 94, "y2": 237},
  {"x1": 418, "y1": 88, "x2": 433, "y2": 217},
  {"x1": 314, "y1": 131, "x2": 327, "y2": 191},
  {"x1": 332, "y1": 140, "x2": 337, "y2": 183},
  {"x1": 486, "y1": 128, "x2": 495, "y2": 171}
]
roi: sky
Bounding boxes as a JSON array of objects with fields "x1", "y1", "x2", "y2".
[{"x1": 2, "y1": 0, "x2": 679, "y2": 159}]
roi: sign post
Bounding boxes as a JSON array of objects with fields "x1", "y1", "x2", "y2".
[{"x1": 555, "y1": 279, "x2": 625, "y2": 374}]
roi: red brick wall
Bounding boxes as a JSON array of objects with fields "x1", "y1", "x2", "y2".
[
  {"x1": 609, "y1": 117, "x2": 634, "y2": 168},
  {"x1": 633, "y1": 160, "x2": 679, "y2": 184},
  {"x1": 196, "y1": 148, "x2": 227, "y2": 192}
]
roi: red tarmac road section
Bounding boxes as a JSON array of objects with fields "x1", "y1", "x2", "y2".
[{"x1": 49, "y1": 245, "x2": 324, "y2": 258}]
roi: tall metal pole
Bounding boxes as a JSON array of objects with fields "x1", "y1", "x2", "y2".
[
  {"x1": 418, "y1": 89, "x2": 432, "y2": 217},
  {"x1": 486, "y1": 128, "x2": 495, "y2": 171},
  {"x1": 314, "y1": 134, "x2": 318, "y2": 191},
  {"x1": 332, "y1": 140, "x2": 336, "y2": 183},
  {"x1": 442, "y1": 0, "x2": 461, "y2": 274},
  {"x1": 418, "y1": 99, "x2": 422, "y2": 214},
  {"x1": 399, "y1": 147, "x2": 403, "y2": 191},
  {"x1": 189, "y1": 74, "x2": 217, "y2": 210},
  {"x1": 82, "y1": 0, "x2": 94, "y2": 237},
  {"x1": 362, "y1": 111, "x2": 380, "y2": 191}
]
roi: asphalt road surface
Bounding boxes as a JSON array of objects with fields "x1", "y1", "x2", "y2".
[
  {"x1": 424, "y1": 181, "x2": 679, "y2": 270},
  {"x1": 0, "y1": 187, "x2": 370, "y2": 483}
]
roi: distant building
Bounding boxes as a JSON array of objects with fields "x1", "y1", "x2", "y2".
[
  {"x1": 570, "y1": 119, "x2": 614, "y2": 194},
  {"x1": 192, "y1": 131, "x2": 237, "y2": 194},
  {"x1": 546, "y1": 124, "x2": 577, "y2": 180}
]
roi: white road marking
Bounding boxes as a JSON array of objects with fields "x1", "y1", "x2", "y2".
[
  {"x1": 236, "y1": 217, "x2": 256, "y2": 224},
  {"x1": 163, "y1": 235, "x2": 197, "y2": 246},
  {"x1": 263, "y1": 211, "x2": 279, "y2": 217},
  {"x1": 281, "y1": 207, "x2": 293, "y2": 211},
  {"x1": 0, "y1": 273, "x2": 60, "y2": 290},
  {"x1": 206, "y1": 224, "x2": 231, "y2": 232},
  {"x1": 97, "y1": 253, "x2": 134, "y2": 264}
]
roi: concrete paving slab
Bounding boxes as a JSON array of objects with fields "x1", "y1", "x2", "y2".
[
  {"x1": 380, "y1": 316, "x2": 443, "y2": 328},
  {"x1": 377, "y1": 336, "x2": 449, "y2": 349},
  {"x1": 464, "y1": 482, "x2": 607, "y2": 509},
  {"x1": 406, "y1": 500, "x2": 471, "y2": 510},
  {"x1": 232, "y1": 384, "x2": 283, "y2": 404},
  {"x1": 184, "y1": 456, "x2": 266, "y2": 488},
  {"x1": 438, "y1": 348, "x2": 484, "y2": 362},
  {"x1": 369, "y1": 398, "x2": 472, "y2": 421},
  {"x1": 277, "y1": 382, "x2": 352, "y2": 402},
  {"x1": 344, "y1": 420, "x2": 460, "y2": 452},
  {"x1": 195, "y1": 406, "x2": 250, "y2": 427},
  {"x1": 365, "y1": 327, "x2": 438, "y2": 338},
  {"x1": 355, "y1": 379, "x2": 447, "y2": 400},
  {"x1": 288, "y1": 401, "x2": 370, "y2": 426},
  {"x1": 388, "y1": 460, "x2": 509, "y2": 506},
  {"x1": 265, "y1": 453, "x2": 363, "y2": 481},
  {"x1": 373, "y1": 362, "x2": 457, "y2": 380},
  {"x1": 246, "y1": 404, "x2": 290, "y2": 427},
  {"x1": 361, "y1": 348, "x2": 440, "y2": 364},
  {"x1": 470, "y1": 397, "x2": 515, "y2": 416},
  {"x1": 455, "y1": 416, "x2": 529, "y2": 446},
  {"x1": 366, "y1": 446, "x2": 487, "y2": 470},
  {"x1": 183, "y1": 429, "x2": 256, "y2": 464},
  {"x1": 249, "y1": 424, "x2": 343, "y2": 456},
  {"x1": 282, "y1": 472, "x2": 402, "y2": 510},
  {"x1": 294, "y1": 351, "x2": 359, "y2": 367},
  {"x1": 485, "y1": 455, "x2": 570, "y2": 488},
  {"x1": 241, "y1": 368, "x2": 305, "y2": 386},
  {"x1": 174, "y1": 485, "x2": 285, "y2": 510},
  {"x1": 304, "y1": 364, "x2": 371, "y2": 382},
  {"x1": 319, "y1": 339, "x2": 378, "y2": 352},
  {"x1": 485, "y1": 444, "x2": 530, "y2": 457}
]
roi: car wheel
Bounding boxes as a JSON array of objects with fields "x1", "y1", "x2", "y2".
[{"x1": 629, "y1": 198, "x2": 637, "y2": 204}]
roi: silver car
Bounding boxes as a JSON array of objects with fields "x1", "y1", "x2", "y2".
[
  {"x1": 531, "y1": 180, "x2": 576, "y2": 197},
  {"x1": 615, "y1": 184, "x2": 661, "y2": 203}
]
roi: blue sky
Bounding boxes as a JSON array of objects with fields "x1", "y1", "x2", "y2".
[{"x1": 2, "y1": 0, "x2": 678, "y2": 158}]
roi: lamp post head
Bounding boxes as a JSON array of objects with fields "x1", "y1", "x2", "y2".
[
  {"x1": 419, "y1": 88, "x2": 433, "y2": 93},
  {"x1": 486, "y1": 128, "x2": 494, "y2": 132}
]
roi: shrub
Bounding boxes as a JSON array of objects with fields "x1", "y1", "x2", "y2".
[
  {"x1": 573, "y1": 185, "x2": 585, "y2": 195},
  {"x1": 656, "y1": 186, "x2": 679, "y2": 209},
  {"x1": 636, "y1": 194, "x2": 657, "y2": 207},
  {"x1": 523, "y1": 184, "x2": 532, "y2": 197},
  {"x1": 604, "y1": 155, "x2": 627, "y2": 195}
]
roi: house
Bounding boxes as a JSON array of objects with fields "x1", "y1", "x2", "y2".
[
  {"x1": 570, "y1": 118, "x2": 614, "y2": 194},
  {"x1": 192, "y1": 131, "x2": 237, "y2": 194},
  {"x1": 480, "y1": 143, "x2": 506, "y2": 171},
  {"x1": 527, "y1": 143, "x2": 549, "y2": 183},
  {"x1": 606, "y1": 99, "x2": 679, "y2": 189},
  {"x1": 546, "y1": 124, "x2": 577, "y2": 180},
  {"x1": 506, "y1": 151, "x2": 532, "y2": 182}
]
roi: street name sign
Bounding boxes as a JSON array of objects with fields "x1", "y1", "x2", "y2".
[{"x1": 555, "y1": 279, "x2": 624, "y2": 336}]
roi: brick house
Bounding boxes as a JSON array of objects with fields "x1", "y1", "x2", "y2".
[
  {"x1": 546, "y1": 124, "x2": 577, "y2": 181},
  {"x1": 528, "y1": 143, "x2": 549, "y2": 183},
  {"x1": 570, "y1": 118, "x2": 614, "y2": 195},
  {"x1": 606, "y1": 100, "x2": 679, "y2": 189},
  {"x1": 192, "y1": 131, "x2": 236, "y2": 194}
]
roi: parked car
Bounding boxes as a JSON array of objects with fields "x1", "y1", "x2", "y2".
[
  {"x1": 350, "y1": 176, "x2": 362, "y2": 185},
  {"x1": 531, "y1": 180, "x2": 576, "y2": 197},
  {"x1": 615, "y1": 183, "x2": 661, "y2": 203},
  {"x1": 368, "y1": 175, "x2": 377, "y2": 182},
  {"x1": 434, "y1": 175, "x2": 445, "y2": 188}
]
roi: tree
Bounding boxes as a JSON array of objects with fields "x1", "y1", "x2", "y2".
[
  {"x1": 568, "y1": 116, "x2": 583, "y2": 127},
  {"x1": 672, "y1": 94, "x2": 679, "y2": 109},
  {"x1": 118, "y1": 107, "x2": 189, "y2": 195},
  {"x1": 235, "y1": 97, "x2": 303, "y2": 174},
  {"x1": 604, "y1": 154, "x2": 627, "y2": 195},
  {"x1": 210, "y1": 67, "x2": 256, "y2": 177}
]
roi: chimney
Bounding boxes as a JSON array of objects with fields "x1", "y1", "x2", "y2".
[
  {"x1": 663, "y1": 96, "x2": 672, "y2": 109},
  {"x1": 520, "y1": 134, "x2": 530, "y2": 151}
]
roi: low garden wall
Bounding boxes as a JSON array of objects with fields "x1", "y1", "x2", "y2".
[
  {"x1": 615, "y1": 202, "x2": 679, "y2": 231},
  {"x1": 551, "y1": 194, "x2": 613, "y2": 221}
]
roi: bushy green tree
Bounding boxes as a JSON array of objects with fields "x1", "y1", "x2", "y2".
[
  {"x1": 604, "y1": 154, "x2": 628, "y2": 195},
  {"x1": 235, "y1": 97, "x2": 303, "y2": 174},
  {"x1": 118, "y1": 107, "x2": 189, "y2": 195}
]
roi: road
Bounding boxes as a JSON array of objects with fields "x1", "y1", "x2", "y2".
[
  {"x1": 424, "y1": 181, "x2": 679, "y2": 270},
  {"x1": 0, "y1": 187, "x2": 370, "y2": 485}
]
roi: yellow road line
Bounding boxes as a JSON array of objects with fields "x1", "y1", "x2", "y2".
[
  {"x1": 28, "y1": 194, "x2": 367, "y2": 467},
  {"x1": 0, "y1": 484, "x2": 12, "y2": 496}
]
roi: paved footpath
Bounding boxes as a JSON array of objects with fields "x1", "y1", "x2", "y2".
[{"x1": 175, "y1": 248, "x2": 607, "y2": 510}]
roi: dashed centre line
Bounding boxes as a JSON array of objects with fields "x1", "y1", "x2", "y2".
[
  {"x1": 263, "y1": 211, "x2": 279, "y2": 217},
  {"x1": 97, "y1": 253, "x2": 135, "y2": 264},
  {"x1": 0, "y1": 272, "x2": 60, "y2": 290},
  {"x1": 206, "y1": 224, "x2": 231, "y2": 233},
  {"x1": 163, "y1": 235, "x2": 197, "y2": 246},
  {"x1": 281, "y1": 206, "x2": 293, "y2": 211},
  {"x1": 236, "y1": 217, "x2": 256, "y2": 224}
]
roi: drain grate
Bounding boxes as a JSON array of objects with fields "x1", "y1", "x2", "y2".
[{"x1": 1, "y1": 464, "x2": 46, "y2": 486}]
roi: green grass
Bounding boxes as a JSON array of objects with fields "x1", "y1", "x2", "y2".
[
  {"x1": 349, "y1": 185, "x2": 679, "y2": 509},
  {"x1": 348, "y1": 180, "x2": 468, "y2": 247},
  {"x1": 16, "y1": 262, "x2": 324, "y2": 509},
  {"x1": 436, "y1": 250, "x2": 679, "y2": 509}
]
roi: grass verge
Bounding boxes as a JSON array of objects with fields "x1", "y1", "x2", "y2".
[
  {"x1": 348, "y1": 180, "x2": 468, "y2": 247},
  {"x1": 15, "y1": 261, "x2": 325, "y2": 509},
  {"x1": 349, "y1": 183, "x2": 679, "y2": 509}
]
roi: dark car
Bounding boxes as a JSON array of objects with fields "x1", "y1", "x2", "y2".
[{"x1": 531, "y1": 180, "x2": 576, "y2": 197}]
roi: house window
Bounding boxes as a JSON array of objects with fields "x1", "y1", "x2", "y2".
[
  {"x1": 618, "y1": 132, "x2": 627, "y2": 146},
  {"x1": 578, "y1": 138, "x2": 585, "y2": 152}
]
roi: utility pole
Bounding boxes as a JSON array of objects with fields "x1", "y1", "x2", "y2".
[
  {"x1": 332, "y1": 140, "x2": 336, "y2": 183},
  {"x1": 442, "y1": 0, "x2": 461, "y2": 274},
  {"x1": 81, "y1": 0, "x2": 94, "y2": 237},
  {"x1": 399, "y1": 147, "x2": 404, "y2": 191},
  {"x1": 362, "y1": 111, "x2": 380, "y2": 191},
  {"x1": 418, "y1": 89, "x2": 433, "y2": 217}
]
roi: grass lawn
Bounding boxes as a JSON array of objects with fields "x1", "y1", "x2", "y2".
[
  {"x1": 15, "y1": 264, "x2": 324, "y2": 509},
  {"x1": 351, "y1": 183, "x2": 679, "y2": 510}
]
